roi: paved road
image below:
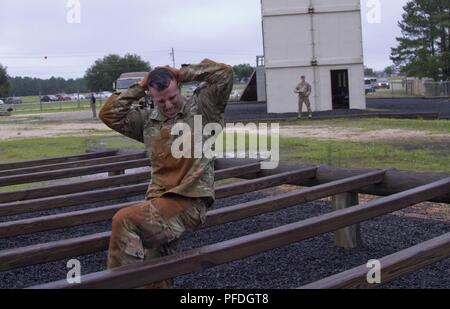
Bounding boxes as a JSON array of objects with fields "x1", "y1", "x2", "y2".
[{"x1": 367, "y1": 98, "x2": 450, "y2": 118}]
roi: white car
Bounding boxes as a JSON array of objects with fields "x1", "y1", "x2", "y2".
[
  {"x1": 70, "y1": 94, "x2": 86, "y2": 101},
  {"x1": 0, "y1": 100, "x2": 13, "y2": 114},
  {"x1": 94, "y1": 91, "x2": 112, "y2": 99}
]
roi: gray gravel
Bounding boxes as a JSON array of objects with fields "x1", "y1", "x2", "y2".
[
  {"x1": 222, "y1": 98, "x2": 450, "y2": 121},
  {"x1": 0, "y1": 190, "x2": 448, "y2": 289}
]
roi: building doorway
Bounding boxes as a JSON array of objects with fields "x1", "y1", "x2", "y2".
[{"x1": 331, "y1": 70, "x2": 350, "y2": 109}]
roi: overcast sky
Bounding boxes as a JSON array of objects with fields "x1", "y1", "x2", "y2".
[{"x1": 0, "y1": 0, "x2": 409, "y2": 79}]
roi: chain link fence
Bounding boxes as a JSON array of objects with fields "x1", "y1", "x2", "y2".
[{"x1": 367, "y1": 80, "x2": 450, "y2": 98}]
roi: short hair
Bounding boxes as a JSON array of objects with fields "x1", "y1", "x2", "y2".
[
  {"x1": 148, "y1": 68, "x2": 177, "y2": 91},
  {"x1": 301, "y1": 75, "x2": 305, "y2": 79}
]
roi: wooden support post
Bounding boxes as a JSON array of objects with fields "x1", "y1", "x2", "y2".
[{"x1": 332, "y1": 192, "x2": 361, "y2": 249}]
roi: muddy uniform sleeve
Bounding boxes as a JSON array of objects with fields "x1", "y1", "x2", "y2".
[
  {"x1": 179, "y1": 58, "x2": 234, "y2": 124},
  {"x1": 99, "y1": 84, "x2": 148, "y2": 143}
]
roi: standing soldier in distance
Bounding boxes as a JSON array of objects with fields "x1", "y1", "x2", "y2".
[
  {"x1": 90, "y1": 93, "x2": 97, "y2": 118},
  {"x1": 99, "y1": 59, "x2": 234, "y2": 289},
  {"x1": 294, "y1": 75, "x2": 313, "y2": 119}
]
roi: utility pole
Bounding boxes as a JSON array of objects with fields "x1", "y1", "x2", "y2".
[{"x1": 169, "y1": 48, "x2": 176, "y2": 68}]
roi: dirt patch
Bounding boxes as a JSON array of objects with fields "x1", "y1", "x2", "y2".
[
  {"x1": 0, "y1": 122, "x2": 110, "y2": 140},
  {"x1": 223, "y1": 124, "x2": 449, "y2": 143},
  {"x1": 279, "y1": 125, "x2": 450, "y2": 142}
]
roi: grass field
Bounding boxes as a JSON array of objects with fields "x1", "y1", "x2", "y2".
[
  {"x1": 0, "y1": 116, "x2": 448, "y2": 191},
  {"x1": 0, "y1": 128, "x2": 448, "y2": 173},
  {"x1": 282, "y1": 118, "x2": 450, "y2": 134}
]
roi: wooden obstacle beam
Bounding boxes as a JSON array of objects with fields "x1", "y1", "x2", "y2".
[
  {"x1": 0, "y1": 163, "x2": 268, "y2": 217},
  {"x1": 28, "y1": 177, "x2": 449, "y2": 289},
  {"x1": 0, "y1": 170, "x2": 383, "y2": 272},
  {"x1": 0, "y1": 158, "x2": 151, "y2": 187},
  {"x1": 0, "y1": 162, "x2": 261, "y2": 203},
  {"x1": 300, "y1": 232, "x2": 450, "y2": 289},
  {"x1": 215, "y1": 159, "x2": 450, "y2": 204},
  {"x1": 0, "y1": 150, "x2": 118, "y2": 171},
  {"x1": 0, "y1": 152, "x2": 147, "y2": 177},
  {"x1": 0, "y1": 168, "x2": 317, "y2": 237}
]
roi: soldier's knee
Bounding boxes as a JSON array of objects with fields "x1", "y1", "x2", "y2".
[{"x1": 112, "y1": 207, "x2": 136, "y2": 231}]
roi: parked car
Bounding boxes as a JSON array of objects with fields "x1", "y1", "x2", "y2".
[
  {"x1": 364, "y1": 78, "x2": 376, "y2": 94},
  {"x1": 5, "y1": 97, "x2": 22, "y2": 104},
  {"x1": 41, "y1": 95, "x2": 58, "y2": 102},
  {"x1": 56, "y1": 94, "x2": 71, "y2": 101},
  {"x1": 69, "y1": 94, "x2": 86, "y2": 101},
  {"x1": 376, "y1": 79, "x2": 391, "y2": 89},
  {"x1": 0, "y1": 100, "x2": 13, "y2": 114},
  {"x1": 94, "y1": 91, "x2": 112, "y2": 99}
]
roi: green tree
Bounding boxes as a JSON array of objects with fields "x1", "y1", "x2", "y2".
[
  {"x1": 384, "y1": 65, "x2": 395, "y2": 77},
  {"x1": 0, "y1": 64, "x2": 10, "y2": 97},
  {"x1": 233, "y1": 64, "x2": 255, "y2": 82},
  {"x1": 84, "y1": 54, "x2": 150, "y2": 91},
  {"x1": 391, "y1": 0, "x2": 450, "y2": 80},
  {"x1": 364, "y1": 66, "x2": 375, "y2": 76}
]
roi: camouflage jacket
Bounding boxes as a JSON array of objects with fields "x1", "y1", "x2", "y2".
[
  {"x1": 100, "y1": 59, "x2": 234, "y2": 204},
  {"x1": 295, "y1": 82, "x2": 312, "y2": 97}
]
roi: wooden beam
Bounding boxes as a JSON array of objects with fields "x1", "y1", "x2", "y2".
[
  {"x1": 0, "y1": 150, "x2": 118, "y2": 171},
  {"x1": 28, "y1": 177, "x2": 449, "y2": 289},
  {"x1": 0, "y1": 163, "x2": 263, "y2": 216},
  {"x1": 0, "y1": 170, "x2": 384, "y2": 272},
  {"x1": 0, "y1": 168, "x2": 315, "y2": 237},
  {"x1": 215, "y1": 168, "x2": 316, "y2": 199},
  {"x1": 300, "y1": 232, "x2": 450, "y2": 289},
  {"x1": 0, "y1": 158, "x2": 151, "y2": 187},
  {"x1": 332, "y1": 192, "x2": 361, "y2": 249},
  {"x1": 0, "y1": 152, "x2": 147, "y2": 177},
  {"x1": 0, "y1": 183, "x2": 149, "y2": 217},
  {"x1": 215, "y1": 159, "x2": 450, "y2": 204},
  {"x1": 0, "y1": 172, "x2": 150, "y2": 204},
  {"x1": 0, "y1": 162, "x2": 261, "y2": 204}
]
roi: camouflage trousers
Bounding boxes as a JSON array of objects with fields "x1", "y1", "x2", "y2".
[
  {"x1": 107, "y1": 195, "x2": 208, "y2": 288},
  {"x1": 298, "y1": 95, "x2": 312, "y2": 117}
]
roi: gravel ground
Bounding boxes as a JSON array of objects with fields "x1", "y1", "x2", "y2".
[{"x1": 0, "y1": 190, "x2": 448, "y2": 289}]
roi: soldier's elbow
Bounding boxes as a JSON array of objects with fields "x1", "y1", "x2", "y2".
[{"x1": 98, "y1": 106, "x2": 110, "y2": 124}]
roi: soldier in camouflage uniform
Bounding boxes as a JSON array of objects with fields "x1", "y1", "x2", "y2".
[
  {"x1": 99, "y1": 59, "x2": 234, "y2": 288},
  {"x1": 294, "y1": 75, "x2": 313, "y2": 119}
]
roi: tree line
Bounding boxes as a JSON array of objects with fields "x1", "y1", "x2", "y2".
[
  {"x1": 0, "y1": 56, "x2": 255, "y2": 97},
  {"x1": 3, "y1": 0, "x2": 445, "y2": 98}
]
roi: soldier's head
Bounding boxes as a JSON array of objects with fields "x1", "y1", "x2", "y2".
[
  {"x1": 301, "y1": 75, "x2": 306, "y2": 82},
  {"x1": 148, "y1": 68, "x2": 183, "y2": 119}
]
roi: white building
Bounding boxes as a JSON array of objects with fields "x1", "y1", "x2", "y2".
[{"x1": 261, "y1": 0, "x2": 366, "y2": 113}]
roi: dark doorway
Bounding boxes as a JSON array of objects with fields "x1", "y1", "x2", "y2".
[{"x1": 331, "y1": 70, "x2": 350, "y2": 109}]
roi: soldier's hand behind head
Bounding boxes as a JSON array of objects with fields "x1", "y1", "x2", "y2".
[
  {"x1": 162, "y1": 65, "x2": 181, "y2": 82},
  {"x1": 139, "y1": 71, "x2": 151, "y2": 91}
]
